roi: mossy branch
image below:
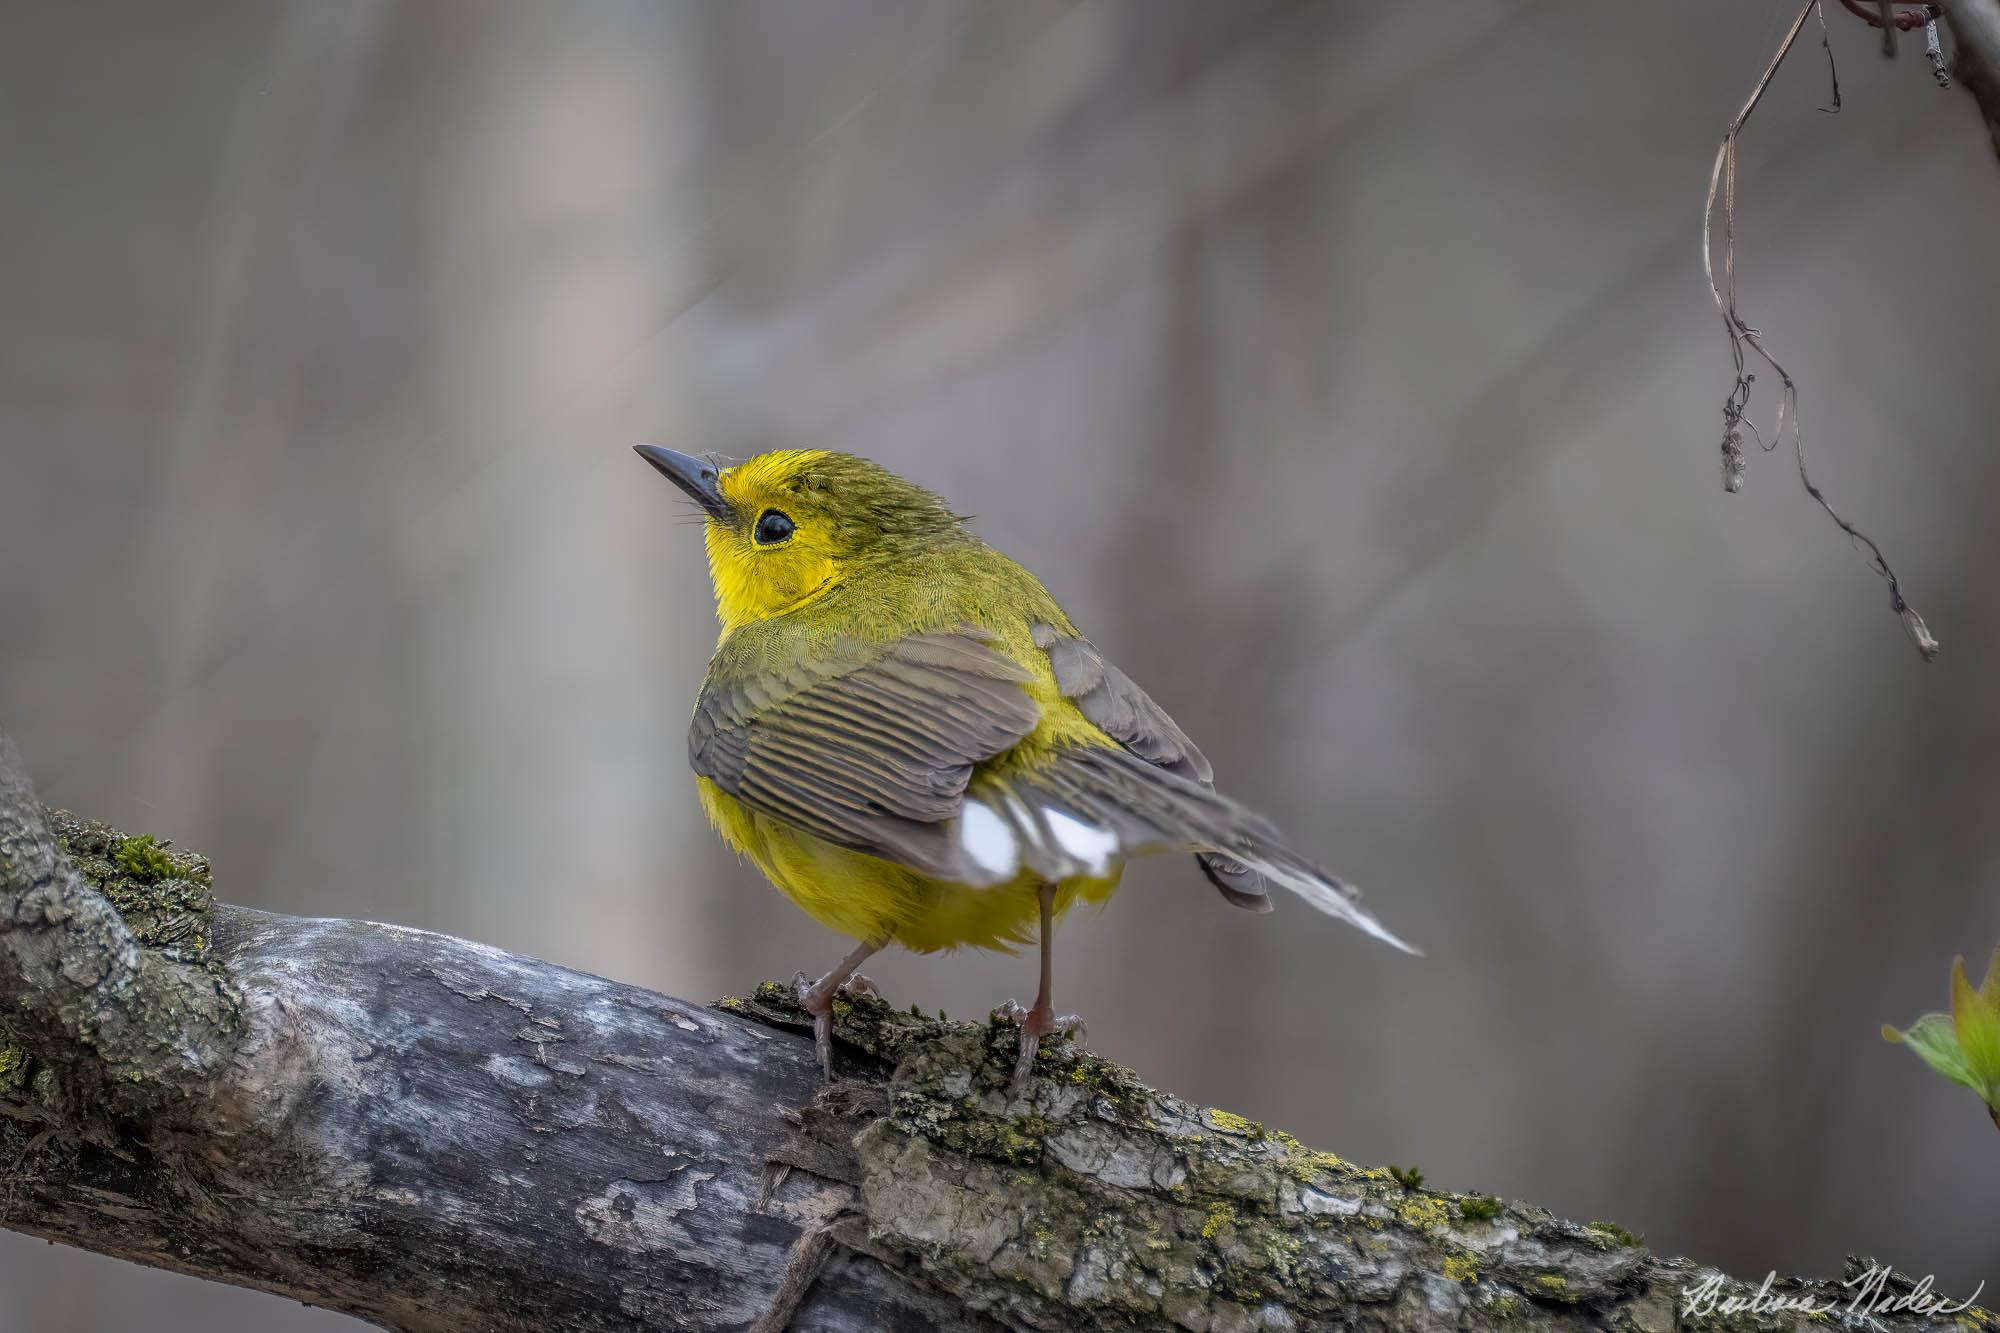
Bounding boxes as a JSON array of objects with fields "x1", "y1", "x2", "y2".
[
  {"x1": 0, "y1": 732, "x2": 1988, "y2": 1330},
  {"x1": 0, "y1": 732, "x2": 241, "y2": 1120},
  {"x1": 727, "y1": 985, "x2": 1989, "y2": 1333}
]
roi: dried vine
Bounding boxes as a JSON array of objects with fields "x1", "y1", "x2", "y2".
[{"x1": 1702, "y1": 0, "x2": 1943, "y2": 662}]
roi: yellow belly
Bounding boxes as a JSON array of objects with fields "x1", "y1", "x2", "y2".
[{"x1": 697, "y1": 777, "x2": 1120, "y2": 953}]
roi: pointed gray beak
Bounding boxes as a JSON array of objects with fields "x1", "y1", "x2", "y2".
[{"x1": 634, "y1": 445, "x2": 735, "y2": 523}]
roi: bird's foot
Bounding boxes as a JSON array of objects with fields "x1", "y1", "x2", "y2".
[
  {"x1": 993, "y1": 999, "x2": 1086, "y2": 1091},
  {"x1": 791, "y1": 971, "x2": 837, "y2": 1078},
  {"x1": 792, "y1": 970, "x2": 885, "y2": 1079}
]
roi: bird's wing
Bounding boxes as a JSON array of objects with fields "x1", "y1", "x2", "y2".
[
  {"x1": 1032, "y1": 624, "x2": 1270, "y2": 912},
  {"x1": 999, "y1": 624, "x2": 1411, "y2": 952},
  {"x1": 690, "y1": 626, "x2": 1041, "y2": 879}
]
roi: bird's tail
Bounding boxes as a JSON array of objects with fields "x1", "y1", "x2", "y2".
[{"x1": 955, "y1": 745, "x2": 1418, "y2": 954}]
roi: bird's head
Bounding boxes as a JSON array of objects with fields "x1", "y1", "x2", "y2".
[{"x1": 636, "y1": 446, "x2": 966, "y2": 631}]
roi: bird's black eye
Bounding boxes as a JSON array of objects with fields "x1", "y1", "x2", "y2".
[{"x1": 753, "y1": 509, "x2": 795, "y2": 545}]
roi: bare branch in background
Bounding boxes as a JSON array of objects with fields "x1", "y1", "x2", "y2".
[
  {"x1": 1940, "y1": 0, "x2": 2000, "y2": 157},
  {"x1": 1703, "y1": 1, "x2": 1942, "y2": 662}
]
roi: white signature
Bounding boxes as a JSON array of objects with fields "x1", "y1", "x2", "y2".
[{"x1": 1682, "y1": 1264, "x2": 1985, "y2": 1322}]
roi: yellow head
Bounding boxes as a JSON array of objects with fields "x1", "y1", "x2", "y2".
[{"x1": 635, "y1": 446, "x2": 966, "y2": 632}]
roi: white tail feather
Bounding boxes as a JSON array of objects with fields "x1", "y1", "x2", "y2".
[
  {"x1": 1226, "y1": 853, "x2": 1421, "y2": 955},
  {"x1": 947, "y1": 747, "x2": 1418, "y2": 955}
]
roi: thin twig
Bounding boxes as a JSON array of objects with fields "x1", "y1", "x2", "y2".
[
  {"x1": 1819, "y1": 0, "x2": 1847, "y2": 108},
  {"x1": 1701, "y1": 1, "x2": 1940, "y2": 661}
]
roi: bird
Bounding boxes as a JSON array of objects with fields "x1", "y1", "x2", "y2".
[{"x1": 636, "y1": 445, "x2": 1414, "y2": 1086}]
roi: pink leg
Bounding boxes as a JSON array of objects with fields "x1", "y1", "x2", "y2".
[
  {"x1": 998, "y1": 883, "x2": 1085, "y2": 1090},
  {"x1": 793, "y1": 938, "x2": 883, "y2": 1079}
]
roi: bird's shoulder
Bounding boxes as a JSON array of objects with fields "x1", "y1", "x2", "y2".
[
  {"x1": 701, "y1": 540, "x2": 1208, "y2": 762},
  {"x1": 693, "y1": 539, "x2": 1218, "y2": 781}
]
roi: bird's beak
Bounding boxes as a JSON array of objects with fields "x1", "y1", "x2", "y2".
[{"x1": 634, "y1": 445, "x2": 736, "y2": 524}]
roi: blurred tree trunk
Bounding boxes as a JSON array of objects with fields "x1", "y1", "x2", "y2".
[
  {"x1": 0, "y1": 734, "x2": 1985, "y2": 1332},
  {"x1": 1944, "y1": 0, "x2": 2000, "y2": 161}
]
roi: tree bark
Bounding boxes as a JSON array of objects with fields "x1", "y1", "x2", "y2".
[
  {"x1": 1943, "y1": 0, "x2": 2000, "y2": 163},
  {"x1": 0, "y1": 734, "x2": 1985, "y2": 1331}
]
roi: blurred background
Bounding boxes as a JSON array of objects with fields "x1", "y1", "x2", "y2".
[{"x1": 4, "y1": 0, "x2": 1999, "y2": 1326}]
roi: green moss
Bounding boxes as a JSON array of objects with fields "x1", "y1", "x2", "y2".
[
  {"x1": 45, "y1": 812, "x2": 220, "y2": 958},
  {"x1": 113, "y1": 834, "x2": 178, "y2": 882},
  {"x1": 1443, "y1": 1252, "x2": 1480, "y2": 1283},
  {"x1": 1388, "y1": 1163, "x2": 1425, "y2": 1191},
  {"x1": 0, "y1": 1043, "x2": 28, "y2": 1095},
  {"x1": 1458, "y1": 1195, "x2": 1502, "y2": 1222},
  {"x1": 8, "y1": 811, "x2": 246, "y2": 1115},
  {"x1": 1201, "y1": 1201, "x2": 1236, "y2": 1240},
  {"x1": 1585, "y1": 1219, "x2": 1645, "y2": 1249}
]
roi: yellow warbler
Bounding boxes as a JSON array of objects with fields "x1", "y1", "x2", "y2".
[{"x1": 638, "y1": 446, "x2": 1412, "y2": 1083}]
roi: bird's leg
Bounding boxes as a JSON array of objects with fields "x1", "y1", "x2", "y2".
[
  {"x1": 1002, "y1": 882, "x2": 1086, "y2": 1090},
  {"x1": 792, "y1": 938, "x2": 883, "y2": 1079}
]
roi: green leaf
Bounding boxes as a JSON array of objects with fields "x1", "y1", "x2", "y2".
[
  {"x1": 1950, "y1": 956, "x2": 2000, "y2": 1100},
  {"x1": 1975, "y1": 945, "x2": 2000, "y2": 1009},
  {"x1": 1882, "y1": 1013, "x2": 1982, "y2": 1094}
]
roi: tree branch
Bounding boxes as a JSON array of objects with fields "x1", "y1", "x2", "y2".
[
  {"x1": 0, "y1": 734, "x2": 241, "y2": 1118},
  {"x1": 1943, "y1": 0, "x2": 2000, "y2": 161},
  {"x1": 0, "y1": 733, "x2": 1986, "y2": 1330}
]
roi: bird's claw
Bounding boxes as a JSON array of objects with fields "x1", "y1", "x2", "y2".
[
  {"x1": 793, "y1": 970, "x2": 886, "y2": 1081},
  {"x1": 994, "y1": 1000, "x2": 1087, "y2": 1091},
  {"x1": 792, "y1": 972, "x2": 837, "y2": 1079},
  {"x1": 1044, "y1": 1012, "x2": 1087, "y2": 1042}
]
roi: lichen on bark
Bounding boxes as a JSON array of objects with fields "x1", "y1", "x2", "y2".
[
  {"x1": 728, "y1": 983, "x2": 1629, "y2": 1330},
  {"x1": 0, "y1": 746, "x2": 243, "y2": 1121},
  {"x1": 49, "y1": 812, "x2": 226, "y2": 960},
  {"x1": 728, "y1": 983, "x2": 1988, "y2": 1333},
  {"x1": 0, "y1": 726, "x2": 1987, "y2": 1331}
]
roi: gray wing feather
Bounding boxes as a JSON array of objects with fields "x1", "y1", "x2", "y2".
[
  {"x1": 690, "y1": 629, "x2": 1040, "y2": 877},
  {"x1": 1033, "y1": 624, "x2": 1271, "y2": 912}
]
